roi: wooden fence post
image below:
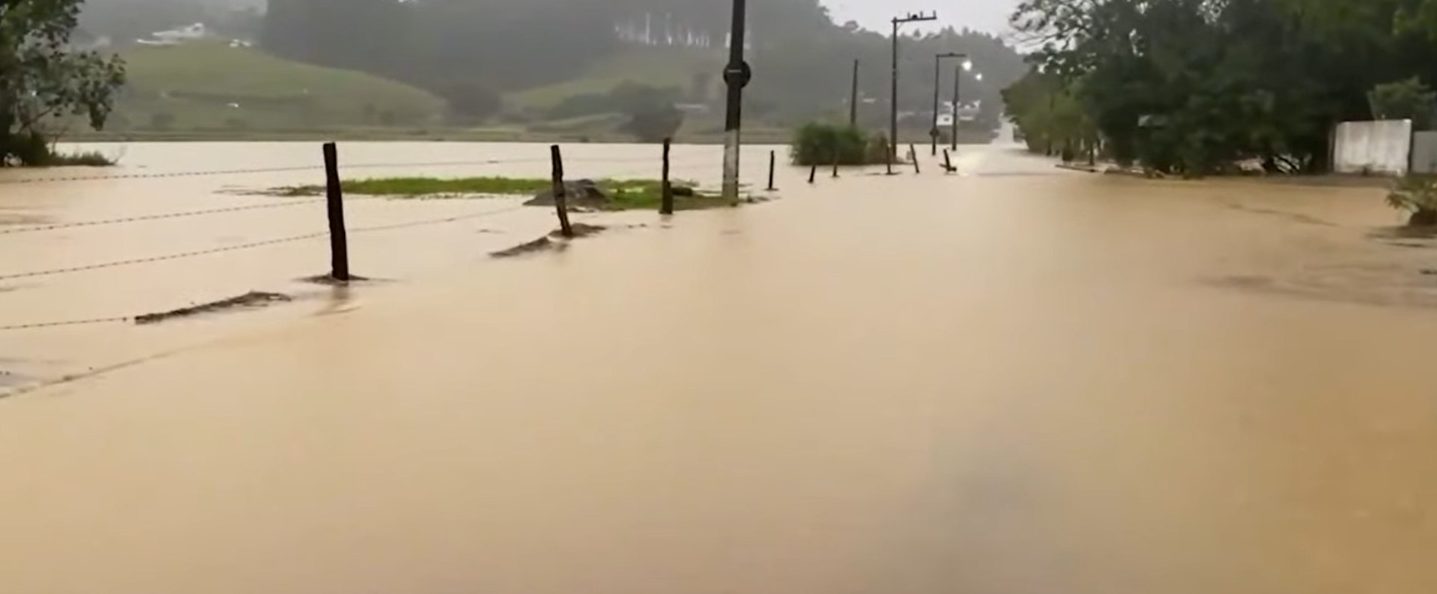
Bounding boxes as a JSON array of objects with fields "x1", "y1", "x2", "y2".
[
  {"x1": 322, "y1": 142, "x2": 350, "y2": 281},
  {"x1": 767, "y1": 150, "x2": 776, "y2": 191},
  {"x1": 886, "y1": 137, "x2": 895, "y2": 175},
  {"x1": 661, "y1": 138, "x2": 674, "y2": 215},
  {"x1": 808, "y1": 162, "x2": 817, "y2": 184},
  {"x1": 832, "y1": 146, "x2": 840, "y2": 178},
  {"x1": 943, "y1": 149, "x2": 954, "y2": 173},
  {"x1": 550, "y1": 145, "x2": 573, "y2": 238},
  {"x1": 910, "y1": 144, "x2": 921, "y2": 174}
]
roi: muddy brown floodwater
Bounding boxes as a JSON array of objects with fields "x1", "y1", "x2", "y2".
[{"x1": 2, "y1": 141, "x2": 1436, "y2": 594}]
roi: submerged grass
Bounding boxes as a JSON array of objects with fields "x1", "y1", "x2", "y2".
[
  {"x1": 45, "y1": 150, "x2": 116, "y2": 167},
  {"x1": 272, "y1": 176, "x2": 734, "y2": 211}
]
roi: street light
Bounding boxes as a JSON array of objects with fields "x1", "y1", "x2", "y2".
[
  {"x1": 931, "y1": 52, "x2": 965, "y2": 156},
  {"x1": 890, "y1": 11, "x2": 937, "y2": 168},
  {"x1": 951, "y1": 59, "x2": 974, "y2": 152}
]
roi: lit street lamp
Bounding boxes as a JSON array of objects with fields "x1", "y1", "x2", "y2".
[{"x1": 951, "y1": 58, "x2": 974, "y2": 152}]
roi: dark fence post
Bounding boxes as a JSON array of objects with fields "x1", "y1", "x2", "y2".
[
  {"x1": 550, "y1": 145, "x2": 573, "y2": 238},
  {"x1": 767, "y1": 150, "x2": 776, "y2": 191},
  {"x1": 943, "y1": 149, "x2": 954, "y2": 173},
  {"x1": 832, "y1": 148, "x2": 840, "y2": 178},
  {"x1": 322, "y1": 142, "x2": 350, "y2": 282},
  {"x1": 809, "y1": 162, "x2": 817, "y2": 184},
  {"x1": 661, "y1": 138, "x2": 674, "y2": 215},
  {"x1": 886, "y1": 137, "x2": 895, "y2": 175},
  {"x1": 909, "y1": 144, "x2": 921, "y2": 174}
]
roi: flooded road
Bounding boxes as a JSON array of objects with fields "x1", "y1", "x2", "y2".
[{"x1": 2, "y1": 142, "x2": 1436, "y2": 594}]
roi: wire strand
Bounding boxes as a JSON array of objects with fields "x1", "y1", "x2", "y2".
[
  {"x1": 0, "y1": 316, "x2": 133, "y2": 332},
  {"x1": 0, "y1": 199, "x2": 323, "y2": 236},
  {"x1": 0, "y1": 155, "x2": 662, "y2": 186},
  {"x1": 0, "y1": 231, "x2": 330, "y2": 282}
]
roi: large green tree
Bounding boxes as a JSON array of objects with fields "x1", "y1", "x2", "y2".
[
  {"x1": 1008, "y1": 0, "x2": 1437, "y2": 175},
  {"x1": 1, "y1": 0, "x2": 125, "y2": 165}
]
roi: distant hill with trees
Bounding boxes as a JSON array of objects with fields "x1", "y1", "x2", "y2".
[
  {"x1": 68, "y1": 0, "x2": 1030, "y2": 140},
  {"x1": 258, "y1": 0, "x2": 1028, "y2": 130}
]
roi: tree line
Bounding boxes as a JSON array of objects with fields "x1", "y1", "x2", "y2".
[{"x1": 1004, "y1": 0, "x2": 1437, "y2": 175}]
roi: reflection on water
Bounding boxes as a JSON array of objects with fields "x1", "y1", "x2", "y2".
[{"x1": 1, "y1": 142, "x2": 1436, "y2": 594}]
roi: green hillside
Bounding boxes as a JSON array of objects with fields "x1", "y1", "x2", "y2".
[
  {"x1": 110, "y1": 42, "x2": 447, "y2": 133},
  {"x1": 507, "y1": 47, "x2": 725, "y2": 110}
]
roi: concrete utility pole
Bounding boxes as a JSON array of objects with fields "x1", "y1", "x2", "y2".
[
  {"x1": 890, "y1": 11, "x2": 937, "y2": 159},
  {"x1": 953, "y1": 60, "x2": 975, "y2": 152},
  {"x1": 721, "y1": 0, "x2": 751, "y2": 203},
  {"x1": 849, "y1": 59, "x2": 860, "y2": 127},
  {"x1": 952, "y1": 56, "x2": 972, "y2": 151},
  {"x1": 931, "y1": 52, "x2": 962, "y2": 156}
]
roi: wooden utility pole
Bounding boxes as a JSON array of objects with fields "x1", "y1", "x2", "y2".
[
  {"x1": 661, "y1": 138, "x2": 674, "y2": 215},
  {"x1": 322, "y1": 142, "x2": 349, "y2": 282},
  {"x1": 849, "y1": 59, "x2": 860, "y2": 127},
  {"x1": 550, "y1": 145, "x2": 573, "y2": 238},
  {"x1": 767, "y1": 150, "x2": 776, "y2": 191}
]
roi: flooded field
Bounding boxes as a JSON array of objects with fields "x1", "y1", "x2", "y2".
[{"x1": 2, "y1": 141, "x2": 1435, "y2": 594}]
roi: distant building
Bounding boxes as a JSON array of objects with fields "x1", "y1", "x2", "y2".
[{"x1": 136, "y1": 23, "x2": 211, "y2": 47}]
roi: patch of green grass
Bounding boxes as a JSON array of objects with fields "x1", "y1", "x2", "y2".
[
  {"x1": 345, "y1": 176, "x2": 552, "y2": 197},
  {"x1": 602, "y1": 179, "x2": 730, "y2": 211},
  {"x1": 271, "y1": 176, "x2": 734, "y2": 211},
  {"x1": 273, "y1": 176, "x2": 548, "y2": 198}
]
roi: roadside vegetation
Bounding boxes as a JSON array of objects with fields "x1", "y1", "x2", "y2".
[
  {"x1": 1, "y1": 0, "x2": 126, "y2": 166},
  {"x1": 790, "y1": 123, "x2": 892, "y2": 166},
  {"x1": 1004, "y1": 0, "x2": 1437, "y2": 177},
  {"x1": 1388, "y1": 175, "x2": 1437, "y2": 226},
  {"x1": 272, "y1": 177, "x2": 731, "y2": 211}
]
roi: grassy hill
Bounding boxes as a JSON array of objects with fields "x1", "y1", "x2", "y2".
[
  {"x1": 108, "y1": 42, "x2": 447, "y2": 134},
  {"x1": 507, "y1": 47, "x2": 725, "y2": 111},
  {"x1": 82, "y1": 42, "x2": 789, "y2": 143}
]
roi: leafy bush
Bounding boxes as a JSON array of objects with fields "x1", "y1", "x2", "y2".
[
  {"x1": 623, "y1": 104, "x2": 684, "y2": 143},
  {"x1": 0, "y1": 130, "x2": 113, "y2": 166},
  {"x1": 438, "y1": 79, "x2": 502, "y2": 121},
  {"x1": 46, "y1": 150, "x2": 115, "y2": 167},
  {"x1": 1370, "y1": 78, "x2": 1436, "y2": 129},
  {"x1": 790, "y1": 123, "x2": 889, "y2": 166},
  {"x1": 549, "y1": 83, "x2": 682, "y2": 120},
  {"x1": 1388, "y1": 175, "x2": 1437, "y2": 225}
]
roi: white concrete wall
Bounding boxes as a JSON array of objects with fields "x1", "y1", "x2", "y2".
[
  {"x1": 1411, "y1": 131, "x2": 1437, "y2": 174},
  {"x1": 1334, "y1": 120, "x2": 1412, "y2": 175}
]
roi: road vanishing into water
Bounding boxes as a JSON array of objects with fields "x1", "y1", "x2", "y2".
[{"x1": 2, "y1": 140, "x2": 1436, "y2": 593}]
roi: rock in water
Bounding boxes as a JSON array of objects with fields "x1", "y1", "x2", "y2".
[{"x1": 526, "y1": 179, "x2": 609, "y2": 207}]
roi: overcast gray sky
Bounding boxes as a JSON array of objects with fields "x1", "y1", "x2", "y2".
[{"x1": 822, "y1": 0, "x2": 1018, "y2": 35}]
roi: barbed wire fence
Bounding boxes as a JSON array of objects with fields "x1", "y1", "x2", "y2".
[{"x1": 0, "y1": 144, "x2": 719, "y2": 332}]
